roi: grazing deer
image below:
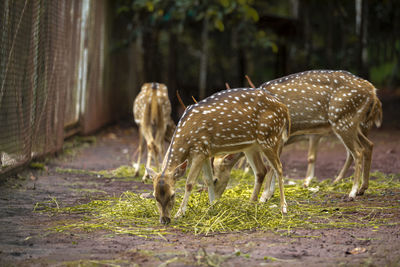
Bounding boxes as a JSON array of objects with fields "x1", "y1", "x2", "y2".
[
  {"x1": 213, "y1": 70, "x2": 382, "y2": 201},
  {"x1": 147, "y1": 87, "x2": 290, "y2": 224},
  {"x1": 133, "y1": 83, "x2": 175, "y2": 182}
]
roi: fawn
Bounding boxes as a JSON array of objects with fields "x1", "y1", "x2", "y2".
[
  {"x1": 213, "y1": 70, "x2": 382, "y2": 202},
  {"x1": 133, "y1": 83, "x2": 175, "y2": 182},
  {"x1": 147, "y1": 87, "x2": 290, "y2": 224}
]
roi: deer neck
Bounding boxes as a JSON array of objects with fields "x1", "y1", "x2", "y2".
[{"x1": 161, "y1": 133, "x2": 190, "y2": 177}]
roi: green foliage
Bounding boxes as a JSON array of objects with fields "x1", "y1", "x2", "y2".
[
  {"x1": 113, "y1": 1, "x2": 400, "y2": 91},
  {"x1": 370, "y1": 61, "x2": 397, "y2": 85},
  {"x1": 29, "y1": 162, "x2": 46, "y2": 170},
  {"x1": 62, "y1": 136, "x2": 96, "y2": 157},
  {"x1": 36, "y1": 169, "x2": 400, "y2": 239},
  {"x1": 115, "y1": 0, "x2": 259, "y2": 33}
]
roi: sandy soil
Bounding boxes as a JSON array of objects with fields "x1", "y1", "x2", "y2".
[{"x1": 0, "y1": 122, "x2": 399, "y2": 266}]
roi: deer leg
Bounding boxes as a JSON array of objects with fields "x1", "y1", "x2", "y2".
[
  {"x1": 160, "y1": 141, "x2": 166, "y2": 161},
  {"x1": 303, "y1": 135, "x2": 321, "y2": 187},
  {"x1": 154, "y1": 126, "x2": 167, "y2": 168},
  {"x1": 133, "y1": 131, "x2": 143, "y2": 177},
  {"x1": 333, "y1": 151, "x2": 353, "y2": 183},
  {"x1": 202, "y1": 158, "x2": 216, "y2": 203},
  {"x1": 357, "y1": 130, "x2": 374, "y2": 195},
  {"x1": 244, "y1": 151, "x2": 267, "y2": 202},
  {"x1": 175, "y1": 155, "x2": 205, "y2": 218},
  {"x1": 236, "y1": 156, "x2": 250, "y2": 173},
  {"x1": 263, "y1": 149, "x2": 287, "y2": 214},
  {"x1": 152, "y1": 143, "x2": 160, "y2": 171},
  {"x1": 143, "y1": 141, "x2": 155, "y2": 182},
  {"x1": 261, "y1": 143, "x2": 283, "y2": 202},
  {"x1": 333, "y1": 129, "x2": 363, "y2": 200},
  {"x1": 260, "y1": 170, "x2": 275, "y2": 202},
  {"x1": 350, "y1": 148, "x2": 363, "y2": 200}
]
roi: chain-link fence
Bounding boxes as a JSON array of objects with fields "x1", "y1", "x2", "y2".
[{"x1": 0, "y1": 0, "x2": 115, "y2": 176}]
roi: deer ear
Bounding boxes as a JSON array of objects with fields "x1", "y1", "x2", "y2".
[
  {"x1": 223, "y1": 153, "x2": 241, "y2": 165},
  {"x1": 146, "y1": 167, "x2": 157, "y2": 180},
  {"x1": 173, "y1": 160, "x2": 188, "y2": 179}
]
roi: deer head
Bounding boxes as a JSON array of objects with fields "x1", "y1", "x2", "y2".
[
  {"x1": 212, "y1": 153, "x2": 243, "y2": 199},
  {"x1": 147, "y1": 160, "x2": 187, "y2": 224}
]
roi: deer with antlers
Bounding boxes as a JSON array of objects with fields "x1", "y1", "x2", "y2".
[
  {"x1": 147, "y1": 87, "x2": 290, "y2": 224},
  {"x1": 133, "y1": 83, "x2": 175, "y2": 182},
  {"x1": 213, "y1": 70, "x2": 382, "y2": 202}
]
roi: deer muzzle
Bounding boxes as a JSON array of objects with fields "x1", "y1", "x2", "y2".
[{"x1": 160, "y1": 216, "x2": 171, "y2": 225}]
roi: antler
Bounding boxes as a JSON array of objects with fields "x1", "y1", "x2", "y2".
[
  {"x1": 245, "y1": 75, "x2": 256, "y2": 88},
  {"x1": 176, "y1": 90, "x2": 187, "y2": 109}
]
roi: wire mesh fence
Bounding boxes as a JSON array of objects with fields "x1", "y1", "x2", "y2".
[{"x1": 0, "y1": 0, "x2": 112, "y2": 175}]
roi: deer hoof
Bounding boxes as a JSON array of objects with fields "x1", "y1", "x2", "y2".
[
  {"x1": 260, "y1": 194, "x2": 272, "y2": 203},
  {"x1": 303, "y1": 177, "x2": 313, "y2": 188},
  {"x1": 174, "y1": 209, "x2": 185, "y2": 219},
  {"x1": 356, "y1": 190, "x2": 365, "y2": 196},
  {"x1": 160, "y1": 216, "x2": 171, "y2": 225},
  {"x1": 347, "y1": 196, "x2": 355, "y2": 202},
  {"x1": 142, "y1": 174, "x2": 150, "y2": 183},
  {"x1": 281, "y1": 205, "x2": 288, "y2": 214}
]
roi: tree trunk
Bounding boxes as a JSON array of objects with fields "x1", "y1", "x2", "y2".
[
  {"x1": 143, "y1": 29, "x2": 160, "y2": 82},
  {"x1": 134, "y1": 34, "x2": 145, "y2": 86},
  {"x1": 325, "y1": 1, "x2": 334, "y2": 68},
  {"x1": 238, "y1": 48, "x2": 246, "y2": 87},
  {"x1": 299, "y1": 0, "x2": 311, "y2": 68},
  {"x1": 356, "y1": 0, "x2": 369, "y2": 78},
  {"x1": 199, "y1": 18, "x2": 209, "y2": 100},
  {"x1": 168, "y1": 33, "x2": 178, "y2": 91}
]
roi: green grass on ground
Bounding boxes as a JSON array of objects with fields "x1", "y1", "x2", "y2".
[{"x1": 35, "y1": 168, "x2": 400, "y2": 238}]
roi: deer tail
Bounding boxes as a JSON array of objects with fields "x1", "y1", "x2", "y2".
[
  {"x1": 150, "y1": 83, "x2": 159, "y2": 126},
  {"x1": 373, "y1": 97, "x2": 383, "y2": 128},
  {"x1": 366, "y1": 95, "x2": 382, "y2": 129},
  {"x1": 282, "y1": 108, "x2": 291, "y2": 143}
]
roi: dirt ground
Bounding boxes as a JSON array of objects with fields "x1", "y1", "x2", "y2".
[{"x1": 0, "y1": 121, "x2": 400, "y2": 267}]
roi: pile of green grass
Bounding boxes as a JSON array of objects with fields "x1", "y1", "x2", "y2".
[
  {"x1": 35, "y1": 169, "x2": 400, "y2": 238},
  {"x1": 56, "y1": 165, "x2": 143, "y2": 180}
]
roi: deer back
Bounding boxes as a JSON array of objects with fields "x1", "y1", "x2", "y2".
[
  {"x1": 133, "y1": 83, "x2": 172, "y2": 133},
  {"x1": 261, "y1": 70, "x2": 379, "y2": 136}
]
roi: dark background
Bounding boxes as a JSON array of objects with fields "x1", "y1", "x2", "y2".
[
  {"x1": 110, "y1": 0, "x2": 400, "y2": 124},
  {"x1": 1, "y1": 0, "x2": 399, "y2": 177}
]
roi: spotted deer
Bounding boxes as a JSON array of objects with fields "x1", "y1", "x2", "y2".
[
  {"x1": 147, "y1": 87, "x2": 290, "y2": 224},
  {"x1": 213, "y1": 70, "x2": 382, "y2": 202},
  {"x1": 133, "y1": 83, "x2": 175, "y2": 181}
]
